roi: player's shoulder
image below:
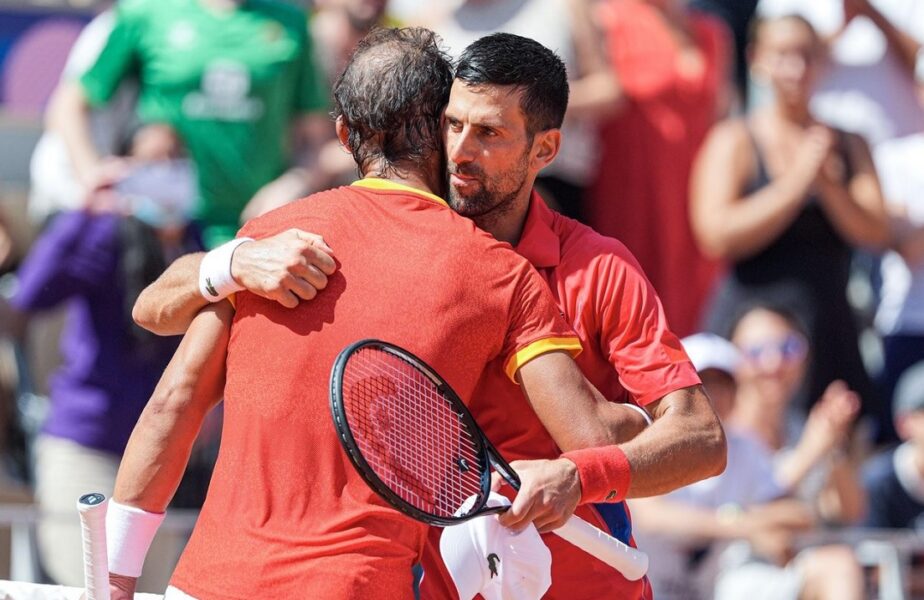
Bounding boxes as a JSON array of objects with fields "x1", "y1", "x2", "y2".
[{"x1": 555, "y1": 214, "x2": 644, "y2": 276}]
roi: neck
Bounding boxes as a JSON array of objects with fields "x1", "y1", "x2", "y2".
[
  {"x1": 362, "y1": 157, "x2": 442, "y2": 198},
  {"x1": 771, "y1": 100, "x2": 813, "y2": 126},
  {"x1": 472, "y1": 184, "x2": 534, "y2": 246}
]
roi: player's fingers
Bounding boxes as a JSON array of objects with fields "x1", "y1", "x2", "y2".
[
  {"x1": 284, "y1": 275, "x2": 319, "y2": 302},
  {"x1": 272, "y1": 288, "x2": 300, "y2": 308},
  {"x1": 534, "y1": 513, "x2": 569, "y2": 534},
  {"x1": 290, "y1": 263, "x2": 329, "y2": 291},
  {"x1": 295, "y1": 230, "x2": 335, "y2": 255},
  {"x1": 497, "y1": 489, "x2": 540, "y2": 533},
  {"x1": 301, "y1": 243, "x2": 337, "y2": 275},
  {"x1": 490, "y1": 472, "x2": 505, "y2": 492}
]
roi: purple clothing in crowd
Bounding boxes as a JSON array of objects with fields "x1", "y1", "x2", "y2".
[{"x1": 11, "y1": 211, "x2": 190, "y2": 455}]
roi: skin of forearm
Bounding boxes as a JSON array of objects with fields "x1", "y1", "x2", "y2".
[
  {"x1": 866, "y1": 5, "x2": 921, "y2": 75},
  {"x1": 132, "y1": 252, "x2": 207, "y2": 336},
  {"x1": 700, "y1": 173, "x2": 811, "y2": 261},
  {"x1": 817, "y1": 180, "x2": 890, "y2": 249},
  {"x1": 621, "y1": 386, "x2": 727, "y2": 498},
  {"x1": 46, "y1": 81, "x2": 100, "y2": 183},
  {"x1": 517, "y1": 352, "x2": 648, "y2": 452},
  {"x1": 114, "y1": 304, "x2": 231, "y2": 511}
]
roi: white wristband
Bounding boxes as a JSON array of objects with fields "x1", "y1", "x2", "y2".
[
  {"x1": 106, "y1": 501, "x2": 165, "y2": 577},
  {"x1": 624, "y1": 403, "x2": 653, "y2": 426},
  {"x1": 199, "y1": 237, "x2": 253, "y2": 302}
]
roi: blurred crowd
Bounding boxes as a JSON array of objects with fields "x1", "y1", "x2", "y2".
[{"x1": 0, "y1": 0, "x2": 922, "y2": 596}]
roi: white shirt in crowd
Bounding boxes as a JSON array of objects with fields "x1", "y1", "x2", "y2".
[
  {"x1": 28, "y1": 10, "x2": 137, "y2": 224},
  {"x1": 874, "y1": 134, "x2": 924, "y2": 335}
]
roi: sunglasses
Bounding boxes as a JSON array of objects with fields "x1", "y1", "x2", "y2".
[{"x1": 740, "y1": 333, "x2": 808, "y2": 366}]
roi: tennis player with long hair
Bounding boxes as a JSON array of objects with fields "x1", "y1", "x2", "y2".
[
  {"x1": 131, "y1": 31, "x2": 727, "y2": 600},
  {"x1": 100, "y1": 28, "x2": 676, "y2": 600}
]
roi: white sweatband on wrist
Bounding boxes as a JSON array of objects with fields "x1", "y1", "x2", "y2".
[
  {"x1": 623, "y1": 403, "x2": 653, "y2": 426},
  {"x1": 106, "y1": 500, "x2": 166, "y2": 577},
  {"x1": 198, "y1": 237, "x2": 252, "y2": 302}
]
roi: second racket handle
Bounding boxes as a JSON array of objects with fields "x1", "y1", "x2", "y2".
[
  {"x1": 553, "y1": 516, "x2": 649, "y2": 581},
  {"x1": 77, "y1": 493, "x2": 111, "y2": 600}
]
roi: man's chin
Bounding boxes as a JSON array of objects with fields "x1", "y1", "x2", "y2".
[{"x1": 447, "y1": 192, "x2": 483, "y2": 217}]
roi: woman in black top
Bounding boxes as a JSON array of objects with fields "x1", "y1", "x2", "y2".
[{"x1": 690, "y1": 15, "x2": 889, "y2": 422}]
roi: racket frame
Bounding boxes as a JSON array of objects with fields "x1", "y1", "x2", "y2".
[{"x1": 330, "y1": 339, "x2": 517, "y2": 526}]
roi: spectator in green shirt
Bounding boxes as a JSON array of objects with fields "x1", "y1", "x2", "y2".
[{"x1": 46, "y1": 0, "x2": 331, "y2": 248}]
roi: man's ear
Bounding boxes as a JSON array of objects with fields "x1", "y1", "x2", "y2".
[
  {"x1": 531, "y1": 129, "x2": 562, "y2": 172},
  {"x1": 335, "y1": 116, "x2": 351, "y2": 152}
]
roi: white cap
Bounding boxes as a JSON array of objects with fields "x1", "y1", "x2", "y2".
[
  {"x1": 681, "y1": 333, "x2": 741, "y2": 376},
  {"x1": 440, "y1": 493, "x2": 552, "y2": 600}
]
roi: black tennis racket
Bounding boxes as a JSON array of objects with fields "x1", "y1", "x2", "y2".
[{"x1": 329, "y1": 339, "x2": 648, "y2": 581}]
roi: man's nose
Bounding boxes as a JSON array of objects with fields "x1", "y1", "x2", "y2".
[{"x1": 448, "y1": 128, "x2": 475, "y2": 166}]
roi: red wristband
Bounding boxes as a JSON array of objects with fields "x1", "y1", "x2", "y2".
[{"x1": 562, "y1": 445, "x2": 632, "y2": 504}]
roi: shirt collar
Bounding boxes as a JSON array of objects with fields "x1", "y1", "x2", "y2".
[
  {"x1": 514, "y1": 190, "x2": 561, "y2": 269},
  {"x1": 351, "y1": 178, "x2": 448, "y2": 208}
]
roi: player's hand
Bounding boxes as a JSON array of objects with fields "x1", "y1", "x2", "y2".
[
  {"x1": 495, "y1": 458, "x2": 581, "y2": 534},
  {"x1": 109, "y1": 573, "x2": 138, "y2": 600},
  {"x1": 78, "y1": 573, "x2": 137, "y2": 600},
  {"x1": 230, "y1": 228, "x2": 337, "y2": 308},
  {"x1": 602, "y1": 403, "x2": 650, "y2": 444}
]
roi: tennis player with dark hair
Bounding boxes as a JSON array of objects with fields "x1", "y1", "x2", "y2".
[
  {"x1": 105, "y1": 28, "x2": 656, "y2": 600},
  {"x1": 133, "y1": 31, "x2": 727, "y2": 600},
  {"x1": 412, "y1": 32, "x2": 723, "y2": 600}
]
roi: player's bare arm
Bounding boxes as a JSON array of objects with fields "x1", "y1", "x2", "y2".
[
  {"x1": 505, "y1": 363, "x2": 724, "y2": 533},
  {"x1": 496, "y1": 351, "x2": 660, "y2": 533},
  {"x1": 616, "y1": 385, "x2": 726, "y2": 497},
  {"x1": 103, "y1": 302, "x2": 233, "y2": 599},
  {"x1": 133, "y1": 229, "x2": 336, "y2": 336}
]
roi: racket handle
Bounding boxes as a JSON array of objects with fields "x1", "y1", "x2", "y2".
[
  {"x1": 553, "y1": 515, "x2": 649, "y2": 581},
  {"x1": 77, "y1": 493, "x2": 111, "y2": 600}
]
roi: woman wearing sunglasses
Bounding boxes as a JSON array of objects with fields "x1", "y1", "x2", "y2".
[{"x1": 729, "y1": 304, "x2": 866, "y2": 527}]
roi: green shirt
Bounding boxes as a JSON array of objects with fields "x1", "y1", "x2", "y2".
[{"x1": 82, "y1": 0, "x2": 328, "y2": 247}]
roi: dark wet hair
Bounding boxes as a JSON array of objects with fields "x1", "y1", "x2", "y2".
[
  {"x1": 332, "y1": 27, "x2": 453, "y2": 177},
  {"x1": 455, "y1": 32, "x2": 569, "y2": 135},
  {"x1": 728, "y1": 301, "x2": 810, "y2": 343}
]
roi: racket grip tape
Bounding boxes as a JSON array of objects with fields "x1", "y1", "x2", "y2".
[
  {"x1": 554, "y1": 516, "x2": 649, "y2": 581},
  {"x1": 77, "y1": 493, "x2": 111, "y2": 600}
]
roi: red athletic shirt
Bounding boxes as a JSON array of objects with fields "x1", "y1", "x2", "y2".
[
  {"x1": 169, "y1": 180, "x2": 581, "y2": 600},
  {"x1": 420, "y1": 193, "x2": 701, "y2": 600}
]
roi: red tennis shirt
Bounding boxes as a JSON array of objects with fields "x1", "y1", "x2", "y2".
[
  {"x1": 420, "y1": 193, "x2": 701, "y2": 600},
  {"x1": 169, "y1": 180, "x2": 581, "y2": 600}
]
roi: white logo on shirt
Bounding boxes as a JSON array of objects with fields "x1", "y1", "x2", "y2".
[
  {"x1": 167, "y1": 21, "x2": 197, "y2": 49},
  {"x1": 183, "y1": 60, "x2": 264, "y2": 121}
]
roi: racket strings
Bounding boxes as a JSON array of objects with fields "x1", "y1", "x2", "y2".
[{"x1": 342, "y1": 348, "x2": 485, "y2": 518}]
